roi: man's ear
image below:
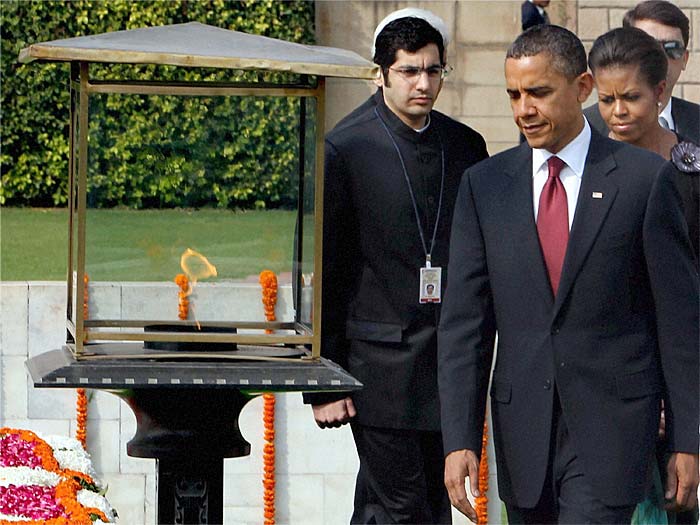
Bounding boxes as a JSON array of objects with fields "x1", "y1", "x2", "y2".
[
  {"x1": 374, "y1": 70, "x2": 385, "y2": 88},
  {"x1": 681, "y1": 49, "x2": 689, "y2": 72},
  {"x1": 576, "y1": 71, "x2": 594, "y2": 103}
]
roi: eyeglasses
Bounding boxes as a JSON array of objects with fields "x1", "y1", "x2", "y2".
[
  {"x1": 658, "y1": 40, "x2": 686, "y2": 60},
  {"x1": 388, "y1": 65, "x2": 451, "y2": 82}
]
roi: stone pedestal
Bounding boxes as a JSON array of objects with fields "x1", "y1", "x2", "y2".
[{"x1": 26, "y1": 347, "x2": 361, "y2": 525}]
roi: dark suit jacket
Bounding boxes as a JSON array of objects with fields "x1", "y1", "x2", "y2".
[
  {"x1": 303, "y1": 91, "x2": 488, "y2": 431},
  {"x1": 662, "y1": 160, "x2": 700, "y2": 261},
  {"x1": 584, "y1": 96, "x2": 700, "y2": 144},
  {"x1": 521, "y1": 1, "x2": 549, "y2": 31},
  {"x1": 438, "y1": 130, "x2": 699, "y2": 507}
]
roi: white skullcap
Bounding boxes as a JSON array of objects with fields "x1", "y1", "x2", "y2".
[{"x1": 371, "y1": 8, "x2": 450, "y2": 59}]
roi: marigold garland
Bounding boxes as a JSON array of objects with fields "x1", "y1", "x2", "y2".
[
  {"x1": 174, "y1": 273, "x2": 189, "y2": 320},
  {"x1": 259, "y1": 270, "x2": 278, "y2": 525},
  {"x1": 75, "y1": 276, "x2": 89, "y2": 450},
  {"x1": 262, "y1": 393, "x2": 276, "y2": 525},
  {"x1": 75, "y1": 390, "x2": 88, "y2": 451},
  {"x1": 259, "y1": 270, "x2": 278, "y2": 333},
  {"x1": 54, "y1": 477, "x2": 109, "y2": 525},
  {"x1": 75, "y1": 274, "x2": 90, "y2": 450},
  {"x1": 476, "y1": 417, "x2": 489, "y2": 524}
]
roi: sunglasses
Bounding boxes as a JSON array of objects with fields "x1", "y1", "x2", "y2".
[{"x1": 658, "y1": 40, "x2": 686, "y2": 60}]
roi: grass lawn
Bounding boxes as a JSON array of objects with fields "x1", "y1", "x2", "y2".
[{"x1": 1, "y1": 207, "x2": 307, "y2": 281}]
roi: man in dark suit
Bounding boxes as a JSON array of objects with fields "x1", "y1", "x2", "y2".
[
  {"x1": 438, "y1": 24, "x2": 698, "y2": 524},
  {"x1": 521, "y1": 0, "x2": 551, "y2": 31},
  {"x1": 303, "y1": 8, "x2": 488, "y2": 524},
  {"x1": 585, "y1": 0, "x2": 699, "y2": 143}
]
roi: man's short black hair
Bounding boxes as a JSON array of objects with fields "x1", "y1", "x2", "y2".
[
  {"x1": 506, "y1": 24, "x2": 587, "y2": 80},
  {"x1": 589, "y1": 27, "x2": 668, "y2": 89},
  {"x1": 623, "y1": 0, "x2": 690, "y2": 49},
  {"x1": 373, "y1": 17, "x2": 445, "y2": 79}
]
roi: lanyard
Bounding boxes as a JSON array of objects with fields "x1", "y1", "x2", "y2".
[{"x1": 374, "y1": 107, "x2": 446, "y2": 266}]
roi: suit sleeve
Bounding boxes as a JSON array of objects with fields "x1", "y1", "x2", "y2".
[
  {"x1": 644, "y1": 162, "x2": 700, "y2": 453},
  {"x1": 303, "y1": 140, "x2": 358, "y2": 405},
  {"x1": 438, "y1": 171, "x2": 497, "y2": 456}
]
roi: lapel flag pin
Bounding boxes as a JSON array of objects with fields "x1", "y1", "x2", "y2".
[{"x1": 592, "y1": 192, "x2": 603, "y2": 199}]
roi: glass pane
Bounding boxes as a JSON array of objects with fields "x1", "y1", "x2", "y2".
[{"x1": 77, "y1": 85, "x2": 313, "y2": 335}]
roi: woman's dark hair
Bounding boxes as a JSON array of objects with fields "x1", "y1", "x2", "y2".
[
  {"x1": 373, "y1": 17, "x2": 445, "y2": 79},
  {"x1": 588, "y1": 27, "x2": 667, "y2": 88},
  {"x1": 623, "y1": 0, "x2": 689, "y2": 48},
  {"x1": 506, "y1": 24, "x2": 587, "y2": 80}
]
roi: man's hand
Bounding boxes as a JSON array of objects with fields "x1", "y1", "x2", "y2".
[
  {"x1": 444, "y1": 448, "x2": 480, "y2": 523},
  {"x1": 665, "y1": 452, "x2": 699, "y2": 512},
  {"x1": 311, "y1": 397, "x2": 356, "y2": 429}
]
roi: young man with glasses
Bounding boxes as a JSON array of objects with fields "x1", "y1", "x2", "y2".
[
  {"x1": 585, "y1": 0, "x2": 699, "y2": 143},
  {"x1": 302, "y1": 8, "x2": 488, "y2": 524}
]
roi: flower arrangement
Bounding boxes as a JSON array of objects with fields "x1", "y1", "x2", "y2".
[{"x1": 0, "y1": 428, "x2": 117, "y2": 524}]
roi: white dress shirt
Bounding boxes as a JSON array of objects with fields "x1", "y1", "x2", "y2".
[
  {"x1": 532, "y1": 118, "x2": 592, "y2": 230},
  {"x1": 527, "y1": 0, "x2": 546, "y2": 17},
  {"x1": 659, "y1": 98, "x2": 675, "y2": 131}
]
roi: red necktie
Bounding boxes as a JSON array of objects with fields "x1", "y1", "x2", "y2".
[{"x1": 537, "y1": 156, "x2": 568, "y2": 295}]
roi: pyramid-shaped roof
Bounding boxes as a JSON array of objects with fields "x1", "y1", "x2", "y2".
[{"x1": 19, "y1": 22, "x2": 377, "y2": 79}]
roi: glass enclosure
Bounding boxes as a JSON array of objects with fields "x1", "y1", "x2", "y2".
[{"x1": 66, "y1": 62, "x2": 323, "y2": 359}]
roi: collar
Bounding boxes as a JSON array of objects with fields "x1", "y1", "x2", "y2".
[
  {"x1": 415, "y1": 113, "x2": 431, "y2": 133},
  {"x1": 532, "y1": 118, "x2": 591, "y2": 178},
  {"x1": 659, "y1": 98, "x2": 675, "y2": 130},
  {"x1": 373, "y1": 89, "x2": 435, "y2": 142},
  {"x1": 528, "y1": 0, "x2": 545, "y2": 15}
]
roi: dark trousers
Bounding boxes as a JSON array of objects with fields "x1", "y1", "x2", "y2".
[
  {"x1": 350, "y1": 423, "x2": 451, "y2": 525},
  {"x1": 506, "y1": 394, "x2": 636, "y2": 525}
]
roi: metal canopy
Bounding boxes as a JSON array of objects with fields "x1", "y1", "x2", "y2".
[{"x1": 18, "y1": 21, "x2": 377, "y2": 79}]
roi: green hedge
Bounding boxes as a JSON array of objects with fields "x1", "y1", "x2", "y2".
[{"x1": 1, "y1": 0, "x2": 315, "y2": 209}]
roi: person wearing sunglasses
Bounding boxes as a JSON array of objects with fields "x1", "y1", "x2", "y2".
[
  {"x1": 585, "y1": 1, "x2": 699, "y2": 144},
  {"x1": 302, "y1": 8, "x2": 488, "y2": 525}
]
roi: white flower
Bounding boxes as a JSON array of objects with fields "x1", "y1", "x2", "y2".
[
  {"x1": 77, "y1": 488, "x2": 118, "y2": 522},
  {"x1": 40, "y1": 434, "x2": 101, "y2": 488},
  {"x1": 41, "y1": 434, "x2": 84, "y2": 453},
  {"x1": 0, "y1": 466, "x2": 61, "y2": 487},
  {"x1": 52, "y1": 448, "x2": 98, "y2": 479}
]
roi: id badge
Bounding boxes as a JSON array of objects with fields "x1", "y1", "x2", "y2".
[{"x1": 419, "y1": 266, "x2": 442, "y2": 303}]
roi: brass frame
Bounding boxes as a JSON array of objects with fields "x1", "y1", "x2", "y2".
[{"x1": 66, "y1": 62, "x2": 326, "y2": 361}]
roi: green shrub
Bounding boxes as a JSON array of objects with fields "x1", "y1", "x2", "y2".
[{"x1": 1, "y1": 0, "x2": 315, "y2": 209}]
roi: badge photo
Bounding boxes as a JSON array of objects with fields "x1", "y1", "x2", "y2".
[{"x1": 419, "y1": 266, "x2": 441, "y2": 303}]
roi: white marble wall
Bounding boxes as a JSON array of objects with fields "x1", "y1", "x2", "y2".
[{"x1": 0, "y1": 281, "x2": 499, "y2": 525}]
